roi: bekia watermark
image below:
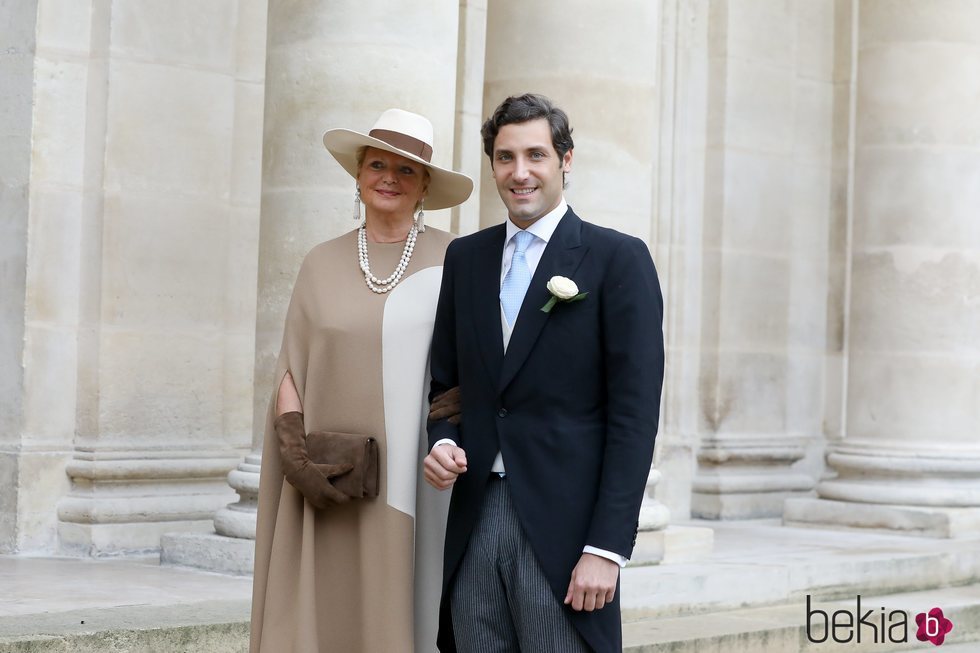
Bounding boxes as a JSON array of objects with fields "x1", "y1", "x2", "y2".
[{"x1": 806, "y1": 595, "x2": 954, "y2": 646}]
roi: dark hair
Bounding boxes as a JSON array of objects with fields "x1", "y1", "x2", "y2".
[{"x1": 481, "y1": 93, "x2": 574, "y2": 161}]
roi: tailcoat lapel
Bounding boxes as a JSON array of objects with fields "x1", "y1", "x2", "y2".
[
  {"x1": 471, "y1": 226, "x2": 506, "y2": 384},
  {"x1": 498, "y1": 210, "x2": 588, "y2": 394}
]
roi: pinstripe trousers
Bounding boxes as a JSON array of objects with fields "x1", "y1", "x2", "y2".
[{"x1": 449, "y1": 476, "x2": 591, "y2": 653}]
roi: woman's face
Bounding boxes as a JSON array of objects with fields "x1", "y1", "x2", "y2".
[{"x1": 357, "y1": 147, "x2": 429, "y2": 221}]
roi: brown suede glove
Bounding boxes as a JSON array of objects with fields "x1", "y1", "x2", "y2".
[
  {"x1": 274, "y1": 411, "x2": 352, "y2": 508},
  {"x1": 428, "y1": 386, "x2": 461, "y2": 425}
]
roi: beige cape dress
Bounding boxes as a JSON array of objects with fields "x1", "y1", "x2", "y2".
[{"x1": 251, "y1": 227, "x2": 454, "y2": 653}]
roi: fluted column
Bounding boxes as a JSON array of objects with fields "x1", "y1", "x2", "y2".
[{"x1": 785, "y1": 0, "x2": 980, "y2": 537}]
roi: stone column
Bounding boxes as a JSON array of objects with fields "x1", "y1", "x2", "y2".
[
  {"x1": 253, "y1": 0, "x2": 461, "y2": 415},
  {"x1": 164, "y1": 0, "x2": 463, "y2": 573},
  {"x1": 482, "y1": 0, "x2": 680, "y2": 546},
  {"x1": 691, "y1": 0, "x2": 836, "y2": 519},
  {"x1": 483, "y1": 0, "x2": 656, "y2": 238},
  {"x1": 785, "y1": 0, "x2": 980, "y2": 537},
  {"x1": 55, "y1": 0, "x2": 258, "y2": 555}
]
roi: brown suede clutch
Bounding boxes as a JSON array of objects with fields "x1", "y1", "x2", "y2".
[{"x1": 305, "y1": 431, "x2": 379, "y2": 499}]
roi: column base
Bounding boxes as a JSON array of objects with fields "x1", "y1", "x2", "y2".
[
  {"x1": 783, "y1": 497, "x2": 980, "y2": 538},
  {"x1": 0, "y1": 447, "x2": 72, "y2": 553},
  {"x1": 56, "y1": 449, "x2": 241, "y2": 555},
  {"x1": 212, "y1": 452, "x2": 260, "y2": 539},
  {"x1": 213, "y1": 504, "x2": 257, "y2": 540},
  {"x1": 160, "y1": 452, "x2": 259, "y2": 575},
  {"x1": 59, "y1": 519, "x2": 216, "y2": 556},
  {"x1": 161, "y1": 531, "x2": 254, "y2": 575},
  {"x1": 693, "y1": 435, "x2": 815, "y2": 519},
  {"x1": 692, "y1": 487, "x2": 813, "y2": 519},
  {"x1": 629, "y1": 525, "x2": 715, "y2": 566}
]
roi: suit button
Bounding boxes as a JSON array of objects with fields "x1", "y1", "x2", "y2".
[{"x1": 497, "y1": 408, "x2": 508, "y2": 418}]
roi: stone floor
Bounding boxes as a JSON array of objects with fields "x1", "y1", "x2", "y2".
[
  {"x1": 0, "y1": 555, "x2": 251, "y2": 619},
  {"x1": 2, "y1": 520, "x2": 979, "y2": 651},
  {"x1": 0, "y1": 555, "x2": 252, "y2": 652}
]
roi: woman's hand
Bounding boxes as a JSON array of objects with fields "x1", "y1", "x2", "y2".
[
  {"x1": 429, "y1": 386, "x2": 461, "y2": 425},
  {"x1": 275, "y1": 411, "x2": 351, "y2": 508}
]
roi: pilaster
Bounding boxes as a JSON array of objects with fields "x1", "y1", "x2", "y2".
[
  {"x1": 691, "y1": 0, "x2": 839, "y2": 518},
  {"x1": 54, "y1": 0, "x2": 256, "y2": 554}
]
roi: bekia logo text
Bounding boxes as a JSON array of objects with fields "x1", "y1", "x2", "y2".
[{"x1": 806, "y1": 595, "x2": 953, "y2": 646}]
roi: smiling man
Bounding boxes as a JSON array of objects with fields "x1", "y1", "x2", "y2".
[{"x1": 424, "y1": 93, "x2": 665, "y2": 653}]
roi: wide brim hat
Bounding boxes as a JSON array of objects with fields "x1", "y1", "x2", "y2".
[{"x1": 323, "y1": 108, "x2": 474, "y2": 211}]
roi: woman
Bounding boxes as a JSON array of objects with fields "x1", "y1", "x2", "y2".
[{"x1": 250, "y1": 108, "x2": 473, "y2": 653}]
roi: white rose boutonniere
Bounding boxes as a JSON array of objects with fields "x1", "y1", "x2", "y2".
[{"x1": 541, "y1": 275, "x2": 588, "y2": 313}]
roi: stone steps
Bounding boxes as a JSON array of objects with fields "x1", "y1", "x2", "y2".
[
  {"x1": 0, "y1": 554, "x2": 252, "y2": 653},
  {"x1": 622, "y1": 520, "x2": 980, "y2": 620},
  {"x1": 0, "y1": 601, "x2": 249, "y2": 653},
  {"x1": 4, "y1": 586, "x2": 979, "y2": 653},
  {"x1": 4, "y1": 521, "x2": 980, "y2": 652},
  {"x1": 623, "y1": 584, "x2": 980, "y2": 652}
]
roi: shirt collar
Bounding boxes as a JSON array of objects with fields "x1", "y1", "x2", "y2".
[{"x1": 505, "y1": 198, "x2": 568, "y2": 246}]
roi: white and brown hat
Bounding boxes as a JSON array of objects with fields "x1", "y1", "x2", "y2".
[{"x1": 323, "y1": 108, "x2": 473, "y2": 211}]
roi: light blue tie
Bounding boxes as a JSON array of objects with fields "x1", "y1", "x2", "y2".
[{"x1": 500, "y1": 230, "x2": 534, "y2": 327}]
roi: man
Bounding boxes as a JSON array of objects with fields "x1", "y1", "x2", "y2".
[{"x1": 424, "y1": 93, "x2": 664, "y2": 653}]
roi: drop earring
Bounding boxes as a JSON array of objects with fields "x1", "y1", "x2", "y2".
[
  {"x1": 353, "y1": 185, "x2": 362, "y2": 223},
  {"x1": 415, "y1": 202, "x2": 426, "y2": 233}
]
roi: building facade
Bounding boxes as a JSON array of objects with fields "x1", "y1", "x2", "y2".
[{"x1": 1, "y1": 0, "x2": 978, "y2": 563}]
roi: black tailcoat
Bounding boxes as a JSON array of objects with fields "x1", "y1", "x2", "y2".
[{"x1": 428, "y1": 208, "x2": 665, "y2": 653}]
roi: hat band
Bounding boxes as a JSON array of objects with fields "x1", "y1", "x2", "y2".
[{"x1": 369, "y1": 129, "x2": 433, "y2": 163}]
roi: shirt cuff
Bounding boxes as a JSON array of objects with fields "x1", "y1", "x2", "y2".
[
  {"x1": 583, "y1": 546, "x2": 628, "y2": 568},
  {"x1": 431, "y1": 438, "x2": 457, "y2": 451}
]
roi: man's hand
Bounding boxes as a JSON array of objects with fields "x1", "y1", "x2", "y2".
[
  {"x1": 429, "y1": 386, "x2": 461, "y2": 425},
  {"x1": 423, "y1": 444, "x2": 468, "y2": 490},
  {"x1": 563, "y1": 553, "x2": 619, "y2": 612}
]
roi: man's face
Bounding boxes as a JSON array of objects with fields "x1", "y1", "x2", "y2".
[{"x1": 491, "y1": 118, "x2": 573, "y2": 227}]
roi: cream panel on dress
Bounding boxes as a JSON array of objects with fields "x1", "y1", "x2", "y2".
[{"x1": 382, "y1": 266, "x2": 444, "y2": 517}]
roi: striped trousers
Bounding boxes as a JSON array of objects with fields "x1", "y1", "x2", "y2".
[{"x1": 449, "y1": 476, "x2": 591, "y2": 653}]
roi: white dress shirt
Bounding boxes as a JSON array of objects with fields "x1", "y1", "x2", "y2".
[{"x1": 433, "y1": 198, "x2": 627, "y2": 567}]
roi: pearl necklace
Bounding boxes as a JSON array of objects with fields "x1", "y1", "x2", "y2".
[{"x1": 357, "y1": 224, "x2": 418, "y2": 294}]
